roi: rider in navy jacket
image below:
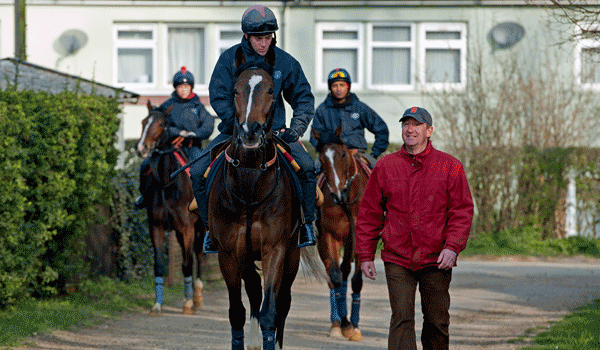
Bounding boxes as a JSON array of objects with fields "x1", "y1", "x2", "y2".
[
  {"x1": 190, "y1": 5, "x2": 317, "y2": 253},
  {"x1": 134, "y1": 67, "x2": 214, "y2": 209},
  {"x1": 310, "y1": 68, "x2": 389, "y2": 168}
]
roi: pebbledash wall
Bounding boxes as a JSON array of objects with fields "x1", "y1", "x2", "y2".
[{"x1": 1, "y1": 1, "x2": 596, "y2": 147}]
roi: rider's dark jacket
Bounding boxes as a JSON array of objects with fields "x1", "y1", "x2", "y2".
[
  {"x1": 310, "y1": 93, "x2": 389, "y2": 158},
  {"x1": 209, "y1": 36, "x2": 314, "y2": 136},
  {"x1": 158, "y1": 92, "x2": 214, "y2": 142}
]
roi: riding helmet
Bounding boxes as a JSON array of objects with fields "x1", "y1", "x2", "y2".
[
  {"x1": 327, "y1": 68, "x2": 351, "y2": 89},
  {"x1": 172, "y1": 66, "x2": 194, "y2": 89},
  {"x1": 241, "y1": 5, "x2": 278, "y2": 35}
]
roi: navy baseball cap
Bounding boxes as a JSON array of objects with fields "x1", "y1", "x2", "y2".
[{"x1": 400, "y1": 106, "x2": 433, "y2": 126}]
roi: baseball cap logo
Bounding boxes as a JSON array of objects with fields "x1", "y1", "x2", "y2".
[{"x1": 411, "y1": 107, "x2": 418, "y2": 113}]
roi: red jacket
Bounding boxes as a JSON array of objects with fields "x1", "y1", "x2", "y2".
[{"x1": 356, "y1": 141, "x2": 474, "y2": 271}]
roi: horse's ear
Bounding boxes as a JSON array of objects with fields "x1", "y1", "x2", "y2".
[
  {"x1": 235, "y1": 46, "x2": 245, "y2": 68},
  {"x1": 147, "y1": 99, "x2": 153, "y2": 112},
  {"x1": 335, "y1": 123, "x2": 343, "y2": 138},
  {"x1": 165, "y1": 105, "x2": 174, "y2": 117},
  {"x1": 311, "y1": 127, "x2": 320, "y2": 141}
]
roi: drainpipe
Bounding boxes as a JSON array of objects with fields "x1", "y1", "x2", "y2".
[
  {"x1": 15, "y1": 0, "x2": 26, "y2": 60},
  {"x1": 280, "y1": 0, "x2": 289, "y2": 50},
  {"x1": 565, "y1": 171, "x2": 577, "y2": 237}
]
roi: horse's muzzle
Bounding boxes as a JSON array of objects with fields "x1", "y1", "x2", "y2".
[{"x1": 237, "y1": 122, "x2": 265, "y2": 149}]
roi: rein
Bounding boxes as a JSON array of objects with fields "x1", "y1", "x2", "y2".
[{"x1": 324, "y1": 149, "x2": 361, "y2": 206}]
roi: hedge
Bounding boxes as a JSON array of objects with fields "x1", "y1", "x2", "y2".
[{"x1": 0, "y1": 88, "x2": 120, "y2": 307}]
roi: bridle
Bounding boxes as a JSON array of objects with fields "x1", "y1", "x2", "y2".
[{"x1": 323, "y1": 145, "x2": 361, "y2": 206}]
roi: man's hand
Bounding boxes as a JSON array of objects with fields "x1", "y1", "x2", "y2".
[
  {"x1": 179, "y1": 130, "x2": 197, "y2": 138},
  {"x1": 280, "y1": 128, "x2": 299, "y2": 143},
  {"x1": 361, "y1": 261, "x2": 377, "y2": 280},
  {"x1": 437, "y1": 249, "x2": 457, "y2": 270}
]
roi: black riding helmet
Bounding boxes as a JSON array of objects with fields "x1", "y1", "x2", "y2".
[
  {"x1": 173, "y1": 66, "x2": 194, "y2": 89},
  {"x1": 327, "y1": 68, "x2": 351, "y2": 90},
  {"x1": 241, "y1": 5, "x2": 278, "y2": 35}
]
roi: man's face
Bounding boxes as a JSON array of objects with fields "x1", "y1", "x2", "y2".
[
  {"x1": 176, "y1": 83, "x2": 192, "y2": 99},
  {"x1": 401, "y1": 117, "x2": 433, "y2": 149},
  {"x1": 246, "y1": 33, "x2": 273, "y2": 56},
  {"x1": 330, "y1": 81, "x2": 350, "y2": 100}
]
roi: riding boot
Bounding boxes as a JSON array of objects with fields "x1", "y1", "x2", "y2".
[
  {"x1": 192, "y1": 174, "x2": 218, "y2": 254},
  {"x1": 298, "y1": 178, "x2": 317, "y2": 248},
  {"x1": 134, "y1": 165, "x2": 151, "y2": 209}
]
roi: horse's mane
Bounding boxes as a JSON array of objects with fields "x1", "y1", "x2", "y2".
[
  {"x1": 315, "y1": 130, "x2": 344, "y2": 153},
  {"x1": 234, "y1": 60, "x2": 274, "y2": 80}
]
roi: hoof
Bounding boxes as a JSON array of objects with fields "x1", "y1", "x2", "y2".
[
  {"x1": 183, "y1": 299, "x2": 194, "y2": 315},
  {"x1": 329, "y1": 325, "x2": 344, "y2": 338},
  {"x1": 149, "y1": 303, "x2": 161, "y2": 316},
  {"x1": 348, "y1": 328, "x2": 362, "y2": 341},
  {"x1": 193, "y1": 279, "x2": 204, "y2": 309}
]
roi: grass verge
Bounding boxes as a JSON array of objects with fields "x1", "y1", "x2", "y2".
[
  {"x1": 0, "y1": 276, "x2": 178, "y2": 348},
  {"x1": 520, "y1": 299, "x2": 600, "y2": 349}
]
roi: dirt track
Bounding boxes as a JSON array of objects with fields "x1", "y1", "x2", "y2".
[{"x1": 25, "y1": 256, "x2": 600, "y2": 350}]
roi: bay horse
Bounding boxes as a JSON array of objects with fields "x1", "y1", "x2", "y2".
[
  {"x1": 136, "y1": 100, "x2": 206, "y2": 315},
  {"x1": 312, "y1": 124, "x2": 370, "y2": 341},
  {"x1": 205, "y1": 54, "x2": 321, "y2": 350}
]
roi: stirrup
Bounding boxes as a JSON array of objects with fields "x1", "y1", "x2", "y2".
[
  {"x1": 298, "y1": 223, "x2": 316, "y2": 248},
  {"x1": 203, "y1": 233, "x2": 218, "y2": 254}
]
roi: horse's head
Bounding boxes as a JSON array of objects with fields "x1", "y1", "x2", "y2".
[
  {"x1": 232, "y1": 58, "x2": 275, "y2": 149},
  {"x1": 312, "y1": 124, "x2": 358, "y2": 205},
  {"x1": 136, "y1": 101, "x2": 173, "y2": 158}
]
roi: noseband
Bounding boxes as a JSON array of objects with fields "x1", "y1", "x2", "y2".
[{"x1": 325, "y1": 147, "x2": 360, "y2": 205}]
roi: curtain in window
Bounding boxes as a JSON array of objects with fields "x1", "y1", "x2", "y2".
[
  {"x1": 323, "y1": 49, "x2": 357, "y2": 83},
  {"x1": 118, "y1": 48, "x2": 153, "y2": 83},
  {"x1": 373, "y1": 48, "x2": 410, "y2": 85},
  {"x1": 168, "y1": 28, "x2": 205, "y2": 84},
  {"x1": 425, "y1": 49, "x2": 460, "y2": 83}
]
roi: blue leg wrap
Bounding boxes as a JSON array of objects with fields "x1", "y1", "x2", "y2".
[
  {"x1": 329, "y1": 288, "x2": 340, "y2": 323},
  {"x1": 262, "y1": 330, "x2": 276, "y2": 350},
  {"x1": 184, "y1": 276, "x2": 194, "y2": 299},
  {"x1": 154, "y1": 277, "x2": 164, "y2": 305},
  {"x1": 231, "y1": 328, "x2": 244, "y2": 350},
  {"x1": 351, "y1": 292, "x2": 361, "y2": 327},
  {"x1": 337, "y1": 281, "x2": 348, "y2": 319}
]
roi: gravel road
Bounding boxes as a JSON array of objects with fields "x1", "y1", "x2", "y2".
[{"x1": 26, "y1": 256, "x2": 600, "y2": 350}]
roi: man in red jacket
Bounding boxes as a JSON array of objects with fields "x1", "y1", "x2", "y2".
[{"x1": 356, "y1": 106, "x2": 474, "y2": 350}]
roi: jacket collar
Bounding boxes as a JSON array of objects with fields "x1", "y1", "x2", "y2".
[
  {"x1": 400, "y1": 139, "x2": 433, "y2": 161},
  {"x1": 325, "y1": 92, "x2": 356, "y2": 108},
  {"x1": 171, "y1": 91, "x2": 197, "y2": 103}
]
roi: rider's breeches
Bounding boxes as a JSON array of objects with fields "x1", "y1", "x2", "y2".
[{"x1": 289, "y1": 141, "x2": 317, "y2": 223}]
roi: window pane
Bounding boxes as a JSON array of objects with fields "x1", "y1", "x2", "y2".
[
  {"x1": 323, "y1": 49, "x2": 357, "y2": 82},
  {"x1": 221, "y1": 30, "x2": 242, "y2": 41},
  {"x1": 323, "y1": 31, "x2": 358, "y2": 40},
  {"x1": 582, "y1": 47, "x2": 600, "y2": 83},
  {"x1": 426, "y1": 31, "x2": 461, "y2": 40},
  {"x1": 373, "y1": 26, "x2": 410, "y2": 42},
  {"x1": 425, "y1": 49, "x2": 460, "y2": 83},
  {"x1": 118, "y1": 48, "x2": 153, "y2": 83},
  {"x1": 169, "y1": 27, "x2": 205, "y2": 84},
  {"x1": 372, "y1": 48, "x2": 410, "y2": 85},
  {"x1": 118, "y1": 30, "x2": 153, "y2": 40}
]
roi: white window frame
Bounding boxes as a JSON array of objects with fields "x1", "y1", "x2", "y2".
[
  {"x1": 161, "y1": 24, "x2": 209, "y2": 92},
  {"x1": 419, "y1": 22, "x2": 467, "y2": 91},
  {"x1": 315, "y1": 22, "x2": 364, "y2": 91},
  {"x1": 113, "y1": 24, "x2": 158, "y2": 92},
  {"x1": 574, "y1": 23, "x2": 600, "y2": 90},
  {"x1": 215, "y1": 24, "x2": 243, "y2": 65},
  {"x1": 367, "y1": 22, "x2": 416, "y2": 91}
]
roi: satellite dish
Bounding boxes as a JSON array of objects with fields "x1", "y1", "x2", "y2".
[
  {"x1": 489, "y1": 22, "x2": 524, "y2": 50},
  {"x1": 58, "y1": 29, "x2": 88, "y2": 55}
]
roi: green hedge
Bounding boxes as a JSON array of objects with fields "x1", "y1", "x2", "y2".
[{"x1": 0, "y1": 89, "x2": 120, "y2": 307}]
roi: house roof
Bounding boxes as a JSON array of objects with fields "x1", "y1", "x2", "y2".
[{"x1": 0, "y1": 58, "x2": 139, "y2": 103}]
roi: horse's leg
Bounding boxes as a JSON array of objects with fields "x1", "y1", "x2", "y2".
[
  {"x1": 219, "y1": 253, "x2": 246, "y2": 350},
  {"x1": 176, "y1": 225, "x2": 196, "y2": 315},
  {"x1": 318, "y1": 232, "x2": 345, "y2": 338},
  {"x1": 339, "y1": 231, "x2": 359, "y2": 340},
  {"x1": 348, "y1": 259, "x2": 364, "y2": 341},
  {"x1": 274, "y1": 248, "x2": 300, "y2": 350},
  {"x1": 193, "y1": 226, "x2": 205, "y2": 309},
  {"x1": 149, "y1": 223, "x2": 166, "y2": 316},
  {"x1": 243, "y1": 265, "x2": 262, "y2": 350}
]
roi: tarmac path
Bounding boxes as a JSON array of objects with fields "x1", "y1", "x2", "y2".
[{"x1": 27, "y1": 256, "x2": 600, "y2": 350}]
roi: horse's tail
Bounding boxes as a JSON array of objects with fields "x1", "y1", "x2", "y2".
[{"x1": 299, "y1": 242, "x2": 328, "y2": 283}]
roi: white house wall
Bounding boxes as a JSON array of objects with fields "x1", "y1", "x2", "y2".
[{"x1": 0, "y1": 1, "x2": 585, "y2": 144}]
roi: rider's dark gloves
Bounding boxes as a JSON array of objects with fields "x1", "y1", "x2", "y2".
[{"x1": 280, "y1": 128, "x2": 299, "y2": 143}]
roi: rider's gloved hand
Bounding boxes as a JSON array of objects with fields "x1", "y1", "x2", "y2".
[
  {"x1": 280, "y1": 128, "x2": 299, "y2": 143},
  {"x1": 179, "y1": 130, "x2": 197, "y2": 138}
]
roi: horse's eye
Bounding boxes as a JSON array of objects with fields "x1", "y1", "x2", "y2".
[
  {"x1": 268, "y1": 87, "x2": 274, "y2": 95},
  {"x1": 233, "y1": 88, "x2": 239, "y2": 95}
]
